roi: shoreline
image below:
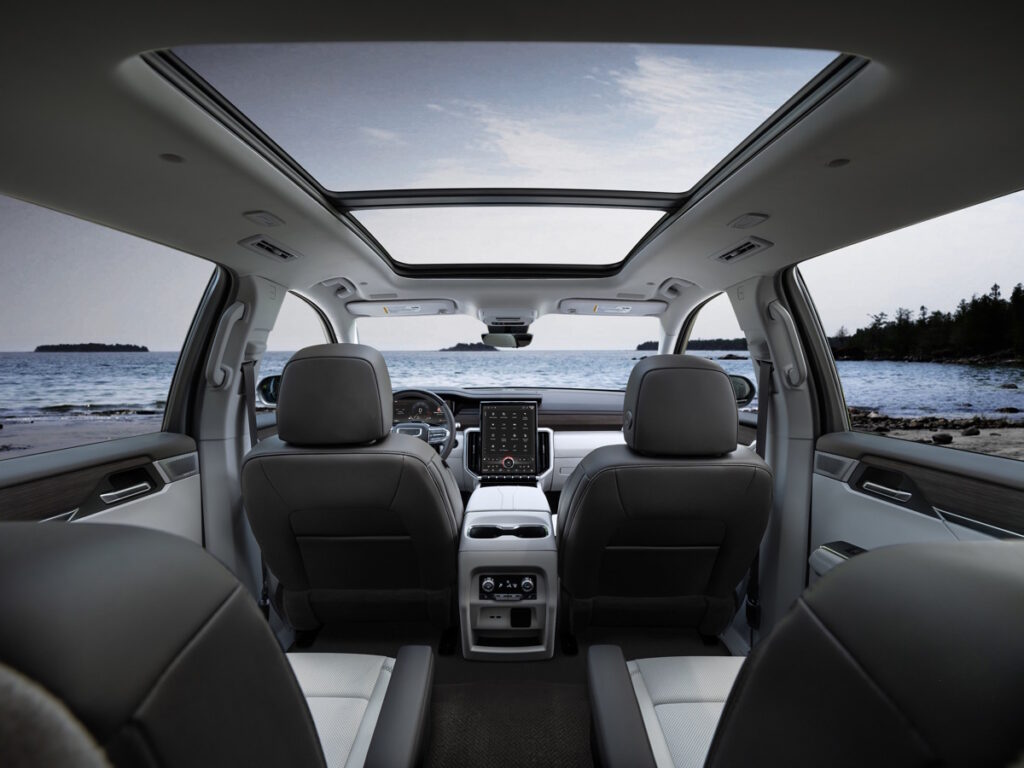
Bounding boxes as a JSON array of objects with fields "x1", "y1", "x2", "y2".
[{"x1": 3, "y1": 412, "x2": 1024, "y2": 462}]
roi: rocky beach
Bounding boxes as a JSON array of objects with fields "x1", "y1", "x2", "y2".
[{"x1": 848, "y1": 407, "x2": 1024, "y2": 460}]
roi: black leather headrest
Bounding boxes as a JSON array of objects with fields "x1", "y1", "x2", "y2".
[
  {"x1": 623, "y1": 355, "x2": 737, "y2": 456},
  {"x1": 277, "y1": 343, "x2": 393, "y2": 446}
]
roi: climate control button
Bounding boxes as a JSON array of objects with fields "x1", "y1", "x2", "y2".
[{"x1": 481, "y1": 577, "x2": 495, "y2": 593}]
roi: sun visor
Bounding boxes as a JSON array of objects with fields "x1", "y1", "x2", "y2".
[
  {"x1": 346, "y1": 299, "x2": 457, "y2": 317},
  {"x1": 557, "y1": 299, "x2": 667, "y2": 316}
]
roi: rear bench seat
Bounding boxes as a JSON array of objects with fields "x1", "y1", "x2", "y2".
[
  {"x1": 288, "y1": 647, "x2": 432, "y2": 768},
  {"x1": 589, "y1": 541, "x2": 1024, "y2": 768}
]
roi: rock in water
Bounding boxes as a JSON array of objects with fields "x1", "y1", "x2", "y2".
[
  {"x1": 999, "y1": 383, "x2": 1019, "y2": 389},
  {"x1": 996, "y1": 407, "x2": 1021, "y2": 414},
  {"x1": 961, "y1": 426, "x2": 981, "y2": 436},
  {"x1": 932, "y1": 433, "x2": 954, "y2": 445}
]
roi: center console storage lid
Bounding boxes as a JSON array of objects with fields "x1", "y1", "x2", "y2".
[{"x1": 466, "y1": 485, "x2": 550, "y2": 514}]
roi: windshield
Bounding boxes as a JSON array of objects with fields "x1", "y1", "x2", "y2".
[
  {"x1": 257, "y1": 312, "x2": 759, "y2": 392},
  {"x1": 353, "y1": 314, "x2": 662, "y2": 390}
]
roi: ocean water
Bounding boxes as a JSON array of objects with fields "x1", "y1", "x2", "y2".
[{"x1": 0, "y1": 350, "x2": 1021, "y2": 423}]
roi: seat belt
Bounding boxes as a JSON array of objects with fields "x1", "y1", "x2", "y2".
[
  {"x1": 240, "y1": 360, "x2": 271, "y2": 620},
  {"x1": 745, "y1": 358, "x2": 773, "y2": 642}
]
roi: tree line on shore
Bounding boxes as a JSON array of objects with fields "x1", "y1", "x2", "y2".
[{"x1": 830, "y1": 283, "x2": 1024, "y2": 361}]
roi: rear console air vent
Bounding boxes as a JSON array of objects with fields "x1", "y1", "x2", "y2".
[
  {"x1": 239, "y1": 234, "x2": 302, "y2": 262},
  {"x1": 711, "y1": 237, "x2": 773, "y2": 264},
  {"x1": 467, "y1": 431, "x2": 482, "y2": 475}
]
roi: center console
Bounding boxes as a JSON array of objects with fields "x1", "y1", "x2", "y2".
[{"x1": 458, "y1": 485, "x2": 557, "y2": 660}]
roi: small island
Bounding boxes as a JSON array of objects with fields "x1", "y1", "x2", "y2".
[
  {"x1": 35, "y1": 343, "x2": 149, "y2": 352},
  {"x1": 636, "y1": 341, "x2": 659, "y2": 351},
  {"x1": 440, "y1": 342, "x2": 498, "y2": 352}
]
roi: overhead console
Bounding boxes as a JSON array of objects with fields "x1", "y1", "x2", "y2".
[{"x1": 479, "y1": 401, "x2": 539, "y2": 485}]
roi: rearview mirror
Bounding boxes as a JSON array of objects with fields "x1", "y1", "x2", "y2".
[
  {"x1": 481, "y1": 332, "x2": 533, "y2": 349},
  {"x1": 257, "y1": 375, "x2": 281, "y2": 406},
  {"x1": 729, "y1": 374, "x2": 756, "y2": 407}
]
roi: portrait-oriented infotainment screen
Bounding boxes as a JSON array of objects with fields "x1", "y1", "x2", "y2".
[{"x1": 480, "y1": 401, "x2": 538, "y2": 475}]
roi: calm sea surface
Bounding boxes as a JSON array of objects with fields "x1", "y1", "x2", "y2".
[{"x1": 0, "y1": 350, "x2": 1021, "y2": 422}]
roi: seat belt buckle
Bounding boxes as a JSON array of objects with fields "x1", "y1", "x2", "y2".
[{"x1": 745, "y1": 596, "x2": 761, "y2": 630}]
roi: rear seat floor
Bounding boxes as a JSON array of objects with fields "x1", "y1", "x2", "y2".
[{"x1": 426, "y1": 680, "x2": 593, "y2": 768}]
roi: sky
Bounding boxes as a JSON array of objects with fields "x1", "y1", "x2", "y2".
[{"x1": 2, "y1": 43, "x2": 1022, "y2": 352}]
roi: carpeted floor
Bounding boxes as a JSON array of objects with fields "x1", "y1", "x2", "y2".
[{"x1": 425, "y1": 681, "x2": 593, "y2": 768}]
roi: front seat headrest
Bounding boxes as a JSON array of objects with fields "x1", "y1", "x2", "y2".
[
  {"x1": 277, "y1": 343, "x2": 393, "y2": 446},
  {"x1": 623, "y1": 354, "x2": 738, "y2": 457}
]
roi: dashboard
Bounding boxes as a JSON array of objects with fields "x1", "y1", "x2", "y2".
[
  {"x1": 392, "y1": 395, "x2": 453, "y2": 426},
  {"x1": 387, "y1": 387, "x2": 756, "y2": 494}
]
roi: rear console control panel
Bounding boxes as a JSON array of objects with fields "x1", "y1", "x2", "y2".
[{"x1": 479, "y1": 574, "x2": 537, "y2": 601}]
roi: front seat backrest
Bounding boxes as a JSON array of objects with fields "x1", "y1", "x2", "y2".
[
  {"x1": 558, "y1": 355, "x2": 772, "y2": 635},
  {"x1": 242, "y1": 343, "x2": 463, "y2": 631},
  {"x1": 706, "y1": 541, "x2": 1024, "y2": 767},
  {"x1": 0, "y1": 523, "x2": 325, "y2": 768}
]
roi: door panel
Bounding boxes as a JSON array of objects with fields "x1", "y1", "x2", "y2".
[
  {"x1": 811, "y1": 432, "x2": 1023, "y2": 565},
  {"x1": 0, "y1": 432, "x2": 202, "y2": 543}
]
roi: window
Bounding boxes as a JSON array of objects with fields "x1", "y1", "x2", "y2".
[
  {"x1": 353, "y1": 207, "x2": 663, "y2": 267},
  {"x1": 259, "y1": 293, "x2": 331, "y2": 379},
  {"x1": 175, "y1": 42, "x2": 837, "y2": 193},
  {"x1": 356, "y1": 313, "x2": 661, "y2": 390},
  {"x1": 799, "y1": 190, "x2": 1024, "y2": 461},
  {"x1": 0, "y1": 194, "x2": 213, "y2": 460},
  {"x1": 684, "y1": 293, "x2": 757, "y2": 405}
]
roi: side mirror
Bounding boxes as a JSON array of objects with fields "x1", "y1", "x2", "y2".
[
  {"x1": 257, "y1": 375, "x2": 281, "y2": 406},
  {"x1": 729, "y1": 374, "x2": 756, "y2": 407}
]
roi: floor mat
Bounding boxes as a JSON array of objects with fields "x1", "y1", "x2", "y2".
[{"x1": 426, "y1": 681, "x2": 593, "y2": 768}]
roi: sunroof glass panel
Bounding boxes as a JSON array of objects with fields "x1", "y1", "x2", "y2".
[
  {"x1": 174, "y1": 43, "x2": 836, "y2": 193},
  {"x1": 352, "y1": 207, "x2": 664, "y2": 266}
]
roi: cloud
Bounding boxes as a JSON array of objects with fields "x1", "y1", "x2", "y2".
[
  {"x1": 407, "y1": 47, "x2": 824, "y2": 190},
  {"x1": 360, "y1": 127, "x2": 406, "y2": 146}
]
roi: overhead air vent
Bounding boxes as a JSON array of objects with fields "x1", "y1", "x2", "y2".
[
  {"x1": 239, "y1": 235, "x2": 302, "y2": 262},
  {"x1": 711, "y1": 237, "x2": 773, "y2": 265}
]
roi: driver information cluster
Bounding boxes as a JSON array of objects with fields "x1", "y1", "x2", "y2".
[{"x1": 480, "y1": 401, "x2": 538, "y2": 476}]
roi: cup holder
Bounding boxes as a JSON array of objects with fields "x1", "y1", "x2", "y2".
[{"x1": 468, "y1": 524, "x2": 548, "y2": 539}]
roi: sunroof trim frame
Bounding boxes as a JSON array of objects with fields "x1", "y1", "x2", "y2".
[{"x1": 146, "y1": 49, "x2": 866, "y2": 279}]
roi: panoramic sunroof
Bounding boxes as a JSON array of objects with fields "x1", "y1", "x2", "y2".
[
  {"x1": 352, "y1": 207, "x2": 664, "y2": 266},
  {"x1": 174, "y1": 43, "x2": 837, "y2": 193}
]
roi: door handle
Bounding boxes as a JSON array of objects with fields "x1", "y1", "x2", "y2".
[
  {"x1": 100, "y1": 482, "x2": 152, "y2": 505},
  {"x1": 862, "y1": 481, "x2": 912, "y2": 503}
]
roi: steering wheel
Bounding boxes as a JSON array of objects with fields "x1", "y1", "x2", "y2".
[{"x1": 390, "y1": 389, "x2": 457, "y2": 460}]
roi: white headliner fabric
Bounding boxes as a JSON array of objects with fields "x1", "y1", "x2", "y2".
[
  {"x1": 288, "y1": 653, "x2": 394, "y2": 768},
  {"x1": 628, "y1": 656, "x2": 744, "y2": 768}
]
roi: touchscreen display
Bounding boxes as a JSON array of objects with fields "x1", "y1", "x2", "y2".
[{"x1": 480, "y1": 401, "x2": 538, "y2": 475}]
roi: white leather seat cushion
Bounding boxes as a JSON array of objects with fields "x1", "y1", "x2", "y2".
[
  {"x1": 287, "y1": 653, "x2": 394, "y2": 768},
  {"x1": 627, "y1": 656, "x2": 745, "y2": 768}
]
